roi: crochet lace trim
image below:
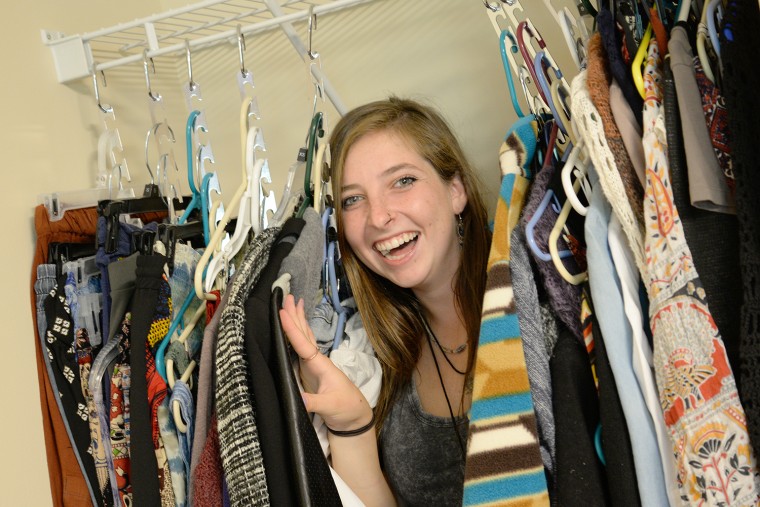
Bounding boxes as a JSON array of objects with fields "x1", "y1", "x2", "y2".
[{"x1": 571, "y1": 70, "x2": 648, "y2": 278}]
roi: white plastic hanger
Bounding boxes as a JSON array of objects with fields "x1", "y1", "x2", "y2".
[{"x1": 40, "y1": 69, "x2": 134, "y2": 220}]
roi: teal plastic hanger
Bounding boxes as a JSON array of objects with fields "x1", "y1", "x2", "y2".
[
  {"x1": 499, "y1": 30, "x2": 525, "y2": 118},
  {"x1": 178, "y1": 110, "x2": 211, "y2": 227},
  {"x1": 296, "y1": 111, "x2": 324, "y2": 217},
  {"x1": 155, "y1": 170, "x2": 213, "y2": 382}
]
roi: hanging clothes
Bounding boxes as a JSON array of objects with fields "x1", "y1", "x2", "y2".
[
  {"x1": 720, "y1": 0, "x2": 760, "y2": 456},
  {"x1": 668, "y1": 25, "x2": 735, "y2": 214},
  {"x1": 31, "y1": 205, "x2": 99, "y2": 507},
  {"x1": 214, "y1": 226, "x2": 280, "y2": 506},
  {"x1": 464, "y1": 116, "x2": 549, "y2": 506},
  {"x1": 641, "y1": 37, "x2": 760, "y2": 505},
  {"x1": 584, "y1": 168, "x2": 673, "y2": 507},
  {"x1": 662, "y1": 53, "x2": 743, "y2": 380},
  {"x1": 511, "y1": 225, "x2": 558, "y2": 491}
]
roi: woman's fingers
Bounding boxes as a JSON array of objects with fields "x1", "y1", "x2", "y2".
[{"x1": 279, "y1": 295, "x2": 330, "y2": 374}]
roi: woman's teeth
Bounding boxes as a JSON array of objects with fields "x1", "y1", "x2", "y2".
[{"x1": 375, "y1": 232, "x2": 418, "y2": 257}]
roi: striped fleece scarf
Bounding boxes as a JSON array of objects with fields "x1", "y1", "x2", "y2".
[{"x1": 464, "y1": 116, "x2": 550, "y2": 506}]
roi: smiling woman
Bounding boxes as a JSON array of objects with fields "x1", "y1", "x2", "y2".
[{"x1": 279, "y1": 97, "x2": 491, "y2": 506}]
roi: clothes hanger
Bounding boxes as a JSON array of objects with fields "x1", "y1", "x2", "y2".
[
  {"x1": 533, "y1": 52, "x2": 572, "y2": 139},
  {"x1": 499, "y1": 29, "x2": 526, "y2": 118},
  {"x1": 142, "y1": 49, "x2": 184, "y2": 202},
  {"x1": 312, "y1": 143, "x2": 327, "y2": 214},
  {"x1": 558, "y1": 7, "x2": 589, "y2": 71},
  {"x1": 676, "y1": 0, "x2": 693, "y2": 23},
  {"x1": 203, "y1": 148, "x2": 266, "y2": 294},
  {"x1": 97, "y1": 192, "x2": 192, "y2": 253},
  {"x1": 632, "y1": 22, "x2": 653, "y2": 99},
  {"x1": 517, "y1": 21, "x2": 551, "y2": 108},
  {"x1": 315, "y1": 206, "x2": 348, "y2": 351},
  {"x1": 40, "y1": 69, "x2": 136, "y2": 221},
  {"x1": 296, "y1": 111, "x2": 325, "y2": 217},
  {"x1": 551, "y1": 79, "x2": 576, "y2": 146},
  {"x1": 193, "y1": 98, "x2": 254, "y2": 301},
  {"x1": 327, "y1": 234, "x2": 348, "y2": 352},
  {"x1": 525, "y1": 123, "x2": 576, "y2": 261},
  {"x1": 561, "y1": 139, "x2": 593, "y2": 216},
  {"x1": 548, "y1": 175, "x2": 588, "y2": 284},
  {"x1": 695, "y1": 0, "x2": 716, "y2": 82},
  {"x1": 167, "y1": 300, "x2": 206, "y2": 433},
  {"x1": 580, "y1": 0, "x2": 599, "y2": 17},
  {"x1": 526, "y1": 190, "x2": 576, "y2": 262}
]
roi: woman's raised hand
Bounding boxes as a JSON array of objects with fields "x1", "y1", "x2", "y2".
[{"x1": 279, "y1": 294, "x2": 373, "y2": 432}]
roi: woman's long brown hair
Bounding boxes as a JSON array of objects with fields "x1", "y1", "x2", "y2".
[{"x1": 329, "y1": 97, "x2": 491, "y2": 432}]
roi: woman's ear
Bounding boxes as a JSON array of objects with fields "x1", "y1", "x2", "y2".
[{"x1": 449, "y1": 174, "x2": 468, "y2": 214}]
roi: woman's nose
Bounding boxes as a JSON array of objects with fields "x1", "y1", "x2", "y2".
[{"x1": 367, "y1": 199, "x2": 393, "y2": 228}]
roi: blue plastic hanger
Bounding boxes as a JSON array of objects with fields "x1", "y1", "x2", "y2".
[
  {"x1": 525, "y1": 189, "x2": 575, "y2": 262},
  {"x1": 525, "y1": 121, "x2": 575, "y2": 262},
  {"x1": 320, "y1": 207, "x2": 348, "y2": 351},
  {"x1": 533, "y1": 51, "x2": 569, "y2": 136}
]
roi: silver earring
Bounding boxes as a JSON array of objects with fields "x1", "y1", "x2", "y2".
[{"x1": 457, "y1": 214, "x2": 464, "y2": 246}]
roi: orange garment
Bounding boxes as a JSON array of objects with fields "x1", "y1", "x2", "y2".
[
  {"x1": 31, "y1": 205, "x2": 98, "y2": 507},
  {"x1": 31, "y1": 205, "x2": 167, "y2": 506}
]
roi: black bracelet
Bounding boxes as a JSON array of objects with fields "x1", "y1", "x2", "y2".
[{"x1": 325, "y1": 411, "x2": 376, "y2": 437}]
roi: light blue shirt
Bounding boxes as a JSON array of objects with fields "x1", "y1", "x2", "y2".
[{"x1": 585, "y1": 168, "x2": 671, "y2": 507}]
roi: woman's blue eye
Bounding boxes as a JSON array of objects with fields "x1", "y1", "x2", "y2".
[
  {"x1": 396, "y1": 176, "x2": 417, "y2": 187},
  {"x1": 342, "y1": 195, "x2": 361, "y2": 208}
]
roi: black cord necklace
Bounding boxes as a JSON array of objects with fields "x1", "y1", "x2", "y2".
[
  {"x1": 424, "y1": 328, "x2": 467, "y2": 460},
  {"x1": 422, "y1": 318, "x2": 467, "y2": 376}
]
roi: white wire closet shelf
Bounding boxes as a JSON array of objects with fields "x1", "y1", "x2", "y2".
[{"x1": 42, "y1": 0, "x2": 378, "y2": 84}]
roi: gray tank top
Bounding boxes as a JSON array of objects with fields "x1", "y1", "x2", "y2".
[{"x1": 379, "y1": 379, "x2": 468, "y2": 506}]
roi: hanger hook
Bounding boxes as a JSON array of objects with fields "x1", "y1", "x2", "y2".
[
  {"x1": 307, "y1": 5, "x2": 319, "y2": 60},
  {"x1": 143, "y1": 49, "x2": 161, "y2": 102},
  {"x1": 482, "y1": 0, "x2": 500, "y2": 11},
  {"x1": 108, "y1": 164, "x2": 124, "y2": 199},
  {"x1": 91, "y1": 68, "x2": 112, "y2": 115},
  {"x1": 144, "y1": 126, "x2": 156, "y2": 185},
  {"x1": 518, "y1": 65, "x2": 537, "y2": 118},
  {"x1": 185, "y1": 40, "x2": 196, "y2": 92},
  {"x1": 237, "y1": 25, "x2": 248, "y2": 77}
]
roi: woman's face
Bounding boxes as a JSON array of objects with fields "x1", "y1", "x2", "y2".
[{"x1": 339, "y1": 129, "x2": 467, "y2": 297}]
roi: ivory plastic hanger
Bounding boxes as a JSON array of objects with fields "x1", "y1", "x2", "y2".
[
  {"x1": 696, "y1": 0, "x2": 718, "y2": 82},
  {"x1": 167, "y1": 301, "x2": 206, "y2": 433},
  {"x1": 561, "y1": 139, "x2": 592, "y2": 216},
  {"x1": 194, "y1": 98, "x2": 254, "y2": 301},
  {"x1": 548, "y1": 175, "x2": 588, "y2": 285},
  {"x1": 312, "y1": 143, "x2": 327, "y2": 214}
]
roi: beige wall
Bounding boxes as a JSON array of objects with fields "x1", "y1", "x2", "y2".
[{"x1": 1, "y1": 0, "x2": 580, "y2": 504}]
